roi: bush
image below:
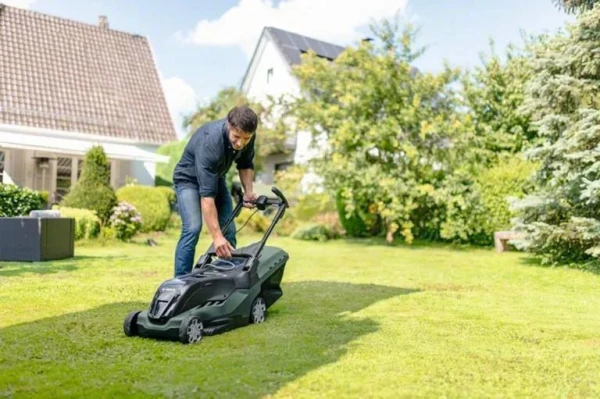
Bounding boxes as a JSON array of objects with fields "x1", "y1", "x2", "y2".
[
  {"x1": 439, "y1": 156, "x2": 537, "y2": 245},
  {"x1": 53, "y1": 206, "x2": 101, "y2": 240},
  {"x1": 294, "y1": 193, "x2": 337, "y2": 221},
  {"x1": 291, "y1": 223, "x2": 335, "y2": 242},
  {"x1": 155, "y1": 186, "x2": 176, "y2": 211},
  {"x1": 108, "y1": 201, "x2": 143, "y2": 241},
  {"x1": 476, "y1": 156, "x2": 537, "y2": 232},
  {"x1": 235, "y1": 207, "x2": 271, "y2": 233},
  {"x1": 115, "y1": 186, "x2": 170, "y2": 232},
  {"x1": 60, "y1": 146, "x2": 117, "y2": 224},
  {"x1": 312, "y1": 212, "x2": 344, "y2": 238},
  {"x1": 276, "y1": 213, "x2": 299, "y2": 237},
  {"x1": 335, "y1": 190, "x2": 380, "y2": 237},
  {"x1": 0, "y1": 184, "x2": 45, "y2": 217},
  {"x1": 39, "y1": 191, "x2": 50, "y2": 208}
]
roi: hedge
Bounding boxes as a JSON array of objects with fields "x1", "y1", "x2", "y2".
[
  {"x1": 0, "y1": 184, "x2": 45, "y2": 217},
  {"x1": 53, "y1": 206, "x2": 101, "y2": 240},
  {"x1": 115, "y1": 186, "x2": 171, "y2": 232}
]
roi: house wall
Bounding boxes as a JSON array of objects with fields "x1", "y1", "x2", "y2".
[
  {"x1": 259, "y1": 153, "x2": 295, "y2": 184},
  {"x1": 242, "y1": 34, "x2": 302, "y2": 103},
  {"x1": 0, "y1": 147, "x2": 157, "y2": 203},
  {"x1": 119, "y1": 160, "x2": 156, "y2": 187},
  {"x1": 242, "y1": 34, "x2": 325, "y2": 189}
]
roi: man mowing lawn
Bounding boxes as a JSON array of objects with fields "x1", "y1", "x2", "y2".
[{"x1": 172, "y1": 105, "x2": 259, "y2": 277}]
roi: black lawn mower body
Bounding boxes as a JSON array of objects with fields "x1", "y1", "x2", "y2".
[{"x1": 123, "y1": 186, "x2": 290, "y2": 344}]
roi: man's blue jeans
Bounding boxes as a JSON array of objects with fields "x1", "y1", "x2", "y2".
[{"x1": 174, "y1": 178, "x2": 236, "y2": 277}]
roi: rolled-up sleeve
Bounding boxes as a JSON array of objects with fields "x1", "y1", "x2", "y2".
[
  {"x1": 236, "y1": 135, "x2": 256, "y2": 170},
  {"x1": 195, "y1": 139, "x2": 221, "y2": 198}
]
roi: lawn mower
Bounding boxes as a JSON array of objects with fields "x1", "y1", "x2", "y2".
[{"x1": 123, "y1": 186, "x2": 290, "y2": 344}]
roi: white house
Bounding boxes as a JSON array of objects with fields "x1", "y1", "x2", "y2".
[
  {"x1": 239, "y1": 26, "x2": 346, "y2": 186},
  {"x1": 0, "y1": 5, "x2": 176, "y2": 203}
]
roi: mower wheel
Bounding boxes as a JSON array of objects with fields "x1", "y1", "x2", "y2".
[
  {"x1": 250, "y1": 296, "x2": 266, "y2": 324},
  {"x1": 179, "y1": 316, "x2": 204, "y2": 344},
  {"x1": 123, "y1": 311, "x2": 141, "y2": 337}
]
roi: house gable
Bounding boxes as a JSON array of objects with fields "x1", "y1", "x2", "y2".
[
  {"x1": 240, "y1": 27, "x2": 346, "y2": 103},
  {"x1": 240, "y1": 28, "x2": 300, "y2": 104}
]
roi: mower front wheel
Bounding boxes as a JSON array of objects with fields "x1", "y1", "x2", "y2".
[
  {"x1": 179, "y1": 316, "x2": 204, "y2": 344},
  {"x1": 123, "y1": 311, "x2": 141, "y2": 337},
  {"x1": 250, "y1": 296, "x2": 267, "y2": 324}
]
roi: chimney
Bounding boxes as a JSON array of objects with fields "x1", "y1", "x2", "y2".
[{"x1": 99, "y1": 15, "x2": 109, "y2": 29}]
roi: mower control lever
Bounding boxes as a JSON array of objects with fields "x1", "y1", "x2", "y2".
[{"x1": 243, "y1": 186, "x2": 289, "y2": 210}]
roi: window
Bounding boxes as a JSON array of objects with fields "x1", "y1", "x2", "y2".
[
  {"x1": 0, "y1": 151, "x2": 4, "y2": 183},
  {"x1": 275, "y1": 161, "x2": 293, "y2": 172},
  {"x1": 55, "y1": 157, "x2": 72, "y2": 202},
  {"x1": 267, "y1": 68, "x2": 273, "y2": 83}
]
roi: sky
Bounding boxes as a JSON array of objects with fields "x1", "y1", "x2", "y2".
[{"x1": 4, "y1": 0, "x2": 574, "y2": 139}]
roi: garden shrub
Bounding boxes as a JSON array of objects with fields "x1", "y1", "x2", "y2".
[
  {"x1": 235, "y1": 207, "x2": 271, "y2": 233},
  {"x1": 312, "y1": 211, "x2": 344, "y2": 238},
  {"x1": 439, "y1": 156, "x2": 537, "y2": 245},
  {"x1": 39, "y1": 190, "x2": 50, "y2": 208},
  {"x1": 476, "y1": 156, "x2": 537, "y2": 233},
  {"x1": 108, "y1": 201, "x2": 143, "y2": 241},
  {"x1": 115, "y1": 185, "x2": 170, "y2": 232},
  {"x1": 60, "y1": 146, "x2": 117, "y2": 224},
  {"x1": 335, "y1": 190, "x2": 380, "y2": 237},
  {"x1": 0, "y1": 184, "x2": 45, "y2": 217},
  {"x1": 101, "y1": 226, "x2": 117, "y2": 240},
  {"x1": 155, "y1": 186, "x2": 176, "y2": 211},
  {"x1": 291, "y1": 223, "x2": 335, "y2": 242},
  {"x1": 53, "y1": 206, "x2": 101, "y2": 240},
  {"x1": 294, "y1": 192, "x2": 337, "y2": 221},
  {"x1": 276, "y1": 213, "x2": 299, "y2": 237}
]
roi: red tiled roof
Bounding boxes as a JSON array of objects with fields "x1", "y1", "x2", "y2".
[{"x1": 0, "y1": 4, "x2": 178, "y2": 145}]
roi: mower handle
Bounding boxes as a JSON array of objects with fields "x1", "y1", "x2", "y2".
[
  {"x1": 204, "y1": 250, "x2": 252, "y2": 259},
  {"x1": 271, "y1": 187, "x2": 289, "y2": 208},
  {"x1": 195, "y1": 186, "x2": 289, "y2": 268},
  {"x1": 241, "y1": 186, "x2": 289, "y2": 210}
]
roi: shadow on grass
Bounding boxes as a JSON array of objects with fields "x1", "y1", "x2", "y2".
[
  {"x1": 337, "y1": 236, "x2": 488, "y2": 252},
  {"x1": 518, "y1": 254, "x2": 600, "y2": 275},
  {"x1": 71, "y1": 255, "x2": 127, "y2": 260},
  {"x1": 0, "y1": 254, "x2": 130, "y2": 278},
  {"x1": 0, "y1": 280, "x2": 417, "y2": 398},
  {"x1": 0, "y1": 262, "x2": 79, "y2": 277}
]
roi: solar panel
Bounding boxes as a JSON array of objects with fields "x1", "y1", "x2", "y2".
[{"x1": 267, "y1": 27, "x2": 345, "y2": 65}]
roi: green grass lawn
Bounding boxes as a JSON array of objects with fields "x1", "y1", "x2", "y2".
[{"x1": 2, "y1": 230, "x2": 600, "y2": 398}]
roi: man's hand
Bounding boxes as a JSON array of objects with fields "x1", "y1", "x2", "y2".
[
  {"x1": 201, "y1": 196, "x2": 234, "y2": 258},
  {"x1": 243, "y1": 191, "x2": 258, "y2": 208},
  {"x1": 214, "y1": 235, "x2": 234, "y2": 258}
]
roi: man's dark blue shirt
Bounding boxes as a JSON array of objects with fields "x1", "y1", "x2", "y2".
[{"x1": 172, "y1": 118, "x2": 255, "y2": 198}]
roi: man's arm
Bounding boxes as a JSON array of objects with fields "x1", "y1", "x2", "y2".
[
  {"x1": 195, "y1": 138, "x2": 233, "y2": 258},
  {"x1": 239, "y1": 168, "x2": 254, "y2": 195},
  {"x1": 236, "y1": 135, "x2": 257, "y2": 207},
  {"x1": 201, "y1": 197, "x2": 233, "y2": 257}
]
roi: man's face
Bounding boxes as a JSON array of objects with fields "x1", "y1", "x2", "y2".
[{"x1": 228, "y1": 125, "x2": 254, "y2": 150}]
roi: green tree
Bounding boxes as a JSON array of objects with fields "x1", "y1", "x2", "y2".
[
  {"x1": 461, "y1": 40, "x2": 538, "y2": 160},
  {"x1": 430, "y1": 39, "x2": 542, "y2": 245},
  {"x1": 552, "y1": 0, "x2": 600, "y2": 13},
  {"x1": 288, "y1": 18, "x2": 479, "y2": 243},
  {"x1": 60, "y1": 145, "x2": 117, "y2": 224},
  {"x1": 510, "y1": 6, "x2": 600, "y2": 269}
]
